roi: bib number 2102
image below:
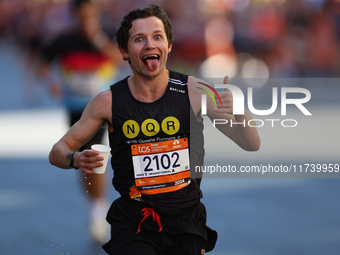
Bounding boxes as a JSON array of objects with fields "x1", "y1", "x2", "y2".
[{"x1": 143, "y1": 152, "x2": 180, "y2": 172}]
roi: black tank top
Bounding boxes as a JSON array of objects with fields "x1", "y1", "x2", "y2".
[{"x1": 109, "y1": 70, "x2": 204, "y2": 214}]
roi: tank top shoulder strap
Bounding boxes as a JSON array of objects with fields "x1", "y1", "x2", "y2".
[
  {"x1": 110, "y1": 76, "x2": 129, "y2": 96},
  {"x1": 168, "y1": 70, "x2": 189, "y2": 86}
]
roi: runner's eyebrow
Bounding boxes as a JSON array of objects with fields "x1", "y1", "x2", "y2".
[
  {"x1": 152, "y1": 30, "x2": 165, "y2": 34},
  {"x1": 131, "y1": 30, "x2": 165, "y2": 38}
]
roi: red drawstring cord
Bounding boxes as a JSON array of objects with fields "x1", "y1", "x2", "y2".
[{"x1": 136, "y1": 207, "x2": 163, "y2": 234}]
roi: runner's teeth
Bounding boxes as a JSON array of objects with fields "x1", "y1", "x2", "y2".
[{"x1": 143, "y1": 55, "x2": 159, "y2": 60}]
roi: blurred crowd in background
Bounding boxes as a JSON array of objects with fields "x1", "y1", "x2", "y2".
[{"x1": 1, "y1": 0, "x2": 340, "y2": 81}]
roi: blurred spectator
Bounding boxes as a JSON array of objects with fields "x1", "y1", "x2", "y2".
[
  {"x1": 0, "y1": 0, "x2": 21, "y2": 38},
  {"x1": 2, "y1": 0, "x2": 340, "y2": 79},
  {"x1": 199, "y1": 15, "x2": 238, "y2": 78},
  {"x1": 163, "y1": 0, "x2": 206, "y2": 74},
  {"x1": 303, "y1": 3, "x2": 340, "y2": 77}
]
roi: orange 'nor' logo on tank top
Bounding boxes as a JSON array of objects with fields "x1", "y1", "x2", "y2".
[{"x1": 131, "y1": 138, "x2": 190, "y2": 195}]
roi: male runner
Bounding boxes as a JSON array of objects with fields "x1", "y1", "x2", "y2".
[
  {"x1": 40, "y1": 0, "x2": 121, "y2": 242},
  {"x1": 49, "y1": 4, "x2": 260, "y2": 254}
]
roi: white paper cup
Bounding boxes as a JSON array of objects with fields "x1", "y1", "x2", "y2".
[{"x1": 91, "y1": 144, "x2": 111, "y2": 174}]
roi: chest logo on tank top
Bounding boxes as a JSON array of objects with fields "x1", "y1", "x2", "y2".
[{"x1": 122, "y1": 116, "x2": 180, "y2": 138}]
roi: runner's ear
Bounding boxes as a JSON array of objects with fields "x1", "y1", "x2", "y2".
[
  {"x1": 119, "y1": 46, "x2": 129, "y2": 61},
  {"x1": 168, "y1": 44, "x2": 173, "y2": 54}
]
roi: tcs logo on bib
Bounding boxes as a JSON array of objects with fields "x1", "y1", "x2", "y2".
[{"x1": 122, "y1": 117, "x2": 180, "y2": 139}]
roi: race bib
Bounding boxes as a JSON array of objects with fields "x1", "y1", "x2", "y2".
[{"x1": 131, "y1": 138, "x2": 190, "y2": 195}]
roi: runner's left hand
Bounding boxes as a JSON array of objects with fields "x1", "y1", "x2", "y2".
[{"x1": 215, "y1": 76, "x2": 233, "y2": 115}]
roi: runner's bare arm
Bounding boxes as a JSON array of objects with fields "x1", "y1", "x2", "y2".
[
  {"x1": 188, "y1": 76, "x2": 260, "y2": 151},
  {"x1": 49, "y1": 89, "x2": 112, "y2": 173}
]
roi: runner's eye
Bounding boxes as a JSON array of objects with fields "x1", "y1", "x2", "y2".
[
  {"x1": 135, "y1": 37, "x2": 143, "y2": 42},
  {"x1": 155, "y1": 35, "x2": 161, "y2": 40}
]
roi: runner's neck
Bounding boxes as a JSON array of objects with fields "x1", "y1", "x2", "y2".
[{"x1": 128, "y1": 69, "x2": 169, "y2": 103}]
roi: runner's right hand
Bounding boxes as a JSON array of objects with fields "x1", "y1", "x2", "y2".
[{"x1": 74, "y1": 150, "x2": 103, "y2": 174}]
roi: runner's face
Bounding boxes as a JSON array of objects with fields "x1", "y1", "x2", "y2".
[{"x1": 121, "y1": 16, "x2": 172, "y2": 78}]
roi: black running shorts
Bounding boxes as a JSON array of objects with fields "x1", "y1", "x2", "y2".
[{"x1": 102, "y1": 197, "x2": 217, "y2": 255}]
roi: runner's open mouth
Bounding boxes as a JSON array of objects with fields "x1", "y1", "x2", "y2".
[{"x1": 142, "y1": 54, "x2": 160, "y2": 71}]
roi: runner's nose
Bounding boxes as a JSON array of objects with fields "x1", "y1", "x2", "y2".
[{"x1": 144, "y1": 37, "x2": 156, "y2": 49}]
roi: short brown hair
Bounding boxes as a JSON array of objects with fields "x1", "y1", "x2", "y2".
[{"x1": 116, "y1": 4, "x2": 173, "y2": 52}]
